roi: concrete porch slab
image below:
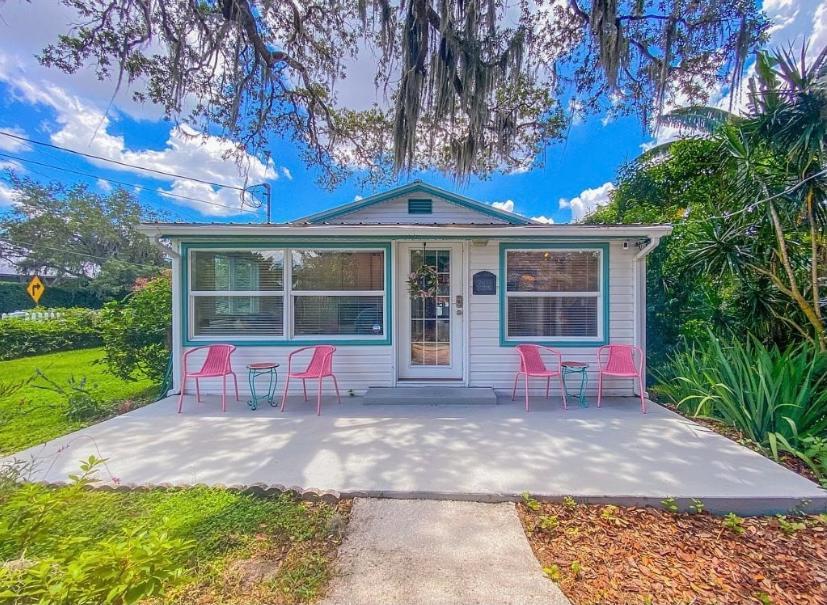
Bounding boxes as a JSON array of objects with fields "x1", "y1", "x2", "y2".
[
  {"x1": 6, "y1": 394, "x2": 825, "y2": 515},
  {"x1": 363, "y1": 386, "x2": 497, "y2": 405}
]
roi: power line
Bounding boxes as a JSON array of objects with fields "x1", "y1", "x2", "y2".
[
  {"x1": 3, "y1": 241, "x2": 167, "y2": 272},
  {"x1": 0, "y1": 130, "x2": 247, "y2": 191},
  {"x1": 682, "y1": 168, "x2": 827, "y2": 224},
  {"x1": 0, "y1": 152, "x2": 258, "y2": 215}
]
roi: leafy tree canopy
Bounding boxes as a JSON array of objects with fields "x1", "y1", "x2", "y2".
[
  {"x1": 39, "y1": 0, "x2": 767, "y2": 184},
  {"x1": 0, "y1": 177, "x2": 167, "y2": 298}
]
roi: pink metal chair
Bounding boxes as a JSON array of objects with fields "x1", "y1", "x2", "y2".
[
  {"x1": 512, "y1": 344, "x2": 567, "y2": 411},
  {"x1": 596, "y1": 344, "x2": 646, "y2": 413},
  {"x1": 280, "y1": 345, "x2": 341, "y2": 416},
  {"x1": 177, "y1": 344, "x2": 239, "y2": 413}
]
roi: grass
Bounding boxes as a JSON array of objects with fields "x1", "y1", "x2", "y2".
[
  {"x1": 0, "y1": 478, "x2": 349, "y2": 604},
  {"x1": 0, "y1": 347, "x2": 156, "y2": 455}
]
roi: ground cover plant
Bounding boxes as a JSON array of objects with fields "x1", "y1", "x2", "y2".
[
  {"x1": 519, "y1": 495, "x2": 827, "y2": 605},
  {"x1": 654, "y1": 335, "x2": 827, "y2": 484},
  {"x1": 0, "y1": 348, "x2": 155, "y2": 455},
  {"x1": 0, "y1": 457, "x2": 349, "y2": 604}
]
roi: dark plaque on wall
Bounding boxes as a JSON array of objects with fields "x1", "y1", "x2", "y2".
[{"x1": 473, "y1": 271, "x2": 496, "y2": 295}]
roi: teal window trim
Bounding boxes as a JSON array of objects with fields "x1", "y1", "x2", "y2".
[
  {"x1": 407, "y1": 198, "x2": 433, "y2": 214},
  {"x1": 498, "y1": 242, "x2": 610, "y2": 347},
  {"x1": 182, "y1": 241, "x2": 393, "y2": 347}
]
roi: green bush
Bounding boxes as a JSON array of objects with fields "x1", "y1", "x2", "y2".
[
  {"x1": 656, "y1": 334, "x2": 827, "y2": 479},
  {"x1": 99, "y1": 273, "x2": 171, "y2": 383},
  {"x1": 0, "y1": 281, "x2": 105, "y2": 313},
  {"x1": 0, "y1": 308, "x2": 102, "y2": 360},
  {"x1": 32, "y1": 371, "x2": 110, "y2": 423},
  {"x1": 0, "y1": 456, "x2": 192, "y2": 604}
]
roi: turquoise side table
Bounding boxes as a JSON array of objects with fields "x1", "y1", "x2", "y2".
[
  {"x1": 561, "y1": 361, "x2": 588, "y2": 407},
  {"x1": 246, "y1": 362, "x2": 279, "y2": 410}
]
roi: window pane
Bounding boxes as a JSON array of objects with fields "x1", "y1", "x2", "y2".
[
  {"x1": 193, "y1": 296, "x2": 283, "y2": 336},
  {"x1": 292, "y1": 250, "x2": 384, "y2": 290},
  {"x1": 294, "y1": 296, "x2": 384, "y2": 335},
  {"x1": 507, "y1": 297, "x2": 598, "y2": 337},
  {"x1": 506, "y1": 251, "x2": 599, "y2": 292},
  {"x1": 193, "y1": 251, "x2": 283, "y2": 291}
]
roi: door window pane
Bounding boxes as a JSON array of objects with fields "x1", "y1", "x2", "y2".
[{"x1": 409, "y1": 249, "x2": 451, "y2": 366}]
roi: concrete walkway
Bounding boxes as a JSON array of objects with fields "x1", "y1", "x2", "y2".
[
  {"x1": 320, "y1": 499, "x2": 569, "y2": 605},
  {"x1": 7, "y1": 394, "x2": 825, "y2": 514}
]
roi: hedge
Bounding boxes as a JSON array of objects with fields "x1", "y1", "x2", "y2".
[
  {"x1": 0, "y1": 281, "x2": 106, "y2": 314},
  {"x1": 0, "y1": 308, "x2": 102, "y2": 360}
]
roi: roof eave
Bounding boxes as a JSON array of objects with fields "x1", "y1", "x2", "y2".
[{"x1": 138, "y1": 223, "x2": 674, "y2": 239}]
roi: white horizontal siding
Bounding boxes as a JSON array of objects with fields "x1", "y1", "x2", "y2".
[
  {"x1": 468, "y1": 241, "x2": 640, "y2": 396},
  {"x1": 181, "y1": 345, "x2": 393, "y2": 396},
  {"x1": 327, "y1": 195, "x2": 509, "y2": 225},
  {"x1": 176, "y1": 239, "x2": 643, "y2": 398}
]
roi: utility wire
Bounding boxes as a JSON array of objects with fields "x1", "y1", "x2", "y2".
[
  {"x1": 0, "y1": 152, "x2": 258, "y2": 215},
  {"x1": 680, "y1": 168, "x2": 827, "y2": 225},
  {"x1": 0, "y1": 130, "x2": 247, "y2": 191},
  {"x1": 2, "y1": 241, "x2": 167, "y2": 272}
]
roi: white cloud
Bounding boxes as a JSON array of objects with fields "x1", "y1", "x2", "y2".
[
  {"x1": 353, "y1": 194, "x2": 364, "y2": 201},
  {"x1": 640, "y1": 0, "x2": 827, "y2": 151},
  {"x1": 281, "y1": 167, "x2": 293, "y2": 180},
  {"x1": 559, "y1": 182, "x2": 615, "y2": 222},
  {"x1": 492, "y1": 199, "x2": 515, "y2": 213},
  {"x1": 531, "y1": 215, "x2": 554, "y2": 224},
  {"x1": 0, "y1": 182, "x2": 18, "y2": 206},
  {"x1": 0, "y1": 159, "x2": 24, "y2": 173},
  {"x1": 568, "y1": 99, "x2": 585, "y2": 126},
  {"x1": 96, "y1": 178, "x2": 112, "y2": 192},
  {"x1": 0, "y1": 127, "x2": 31, "y2": 152},
  {"x1": 0, "y1": 72, "x2": 277, "y2": 216}
]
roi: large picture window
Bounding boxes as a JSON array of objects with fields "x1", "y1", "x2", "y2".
[
  {"x1": 188, "y1": 247, "x2": 387, "y2": 342},
  {"x1": 504, "y1": 248, "x2": 604, "y2": 342}
]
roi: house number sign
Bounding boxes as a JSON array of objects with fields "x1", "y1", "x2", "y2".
[{"x1": 472, "y1": 271, "x2": 496, "y2": 295}]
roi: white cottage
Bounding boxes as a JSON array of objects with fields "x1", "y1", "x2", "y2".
[{"x1": 139, "y1": 181, "x2": 672, "y2": 402}]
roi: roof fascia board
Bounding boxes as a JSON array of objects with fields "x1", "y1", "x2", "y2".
[{"x1": 138, "y1": 223, "x2": 673, "y2": 239}]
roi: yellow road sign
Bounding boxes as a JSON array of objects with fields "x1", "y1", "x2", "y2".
[{"x1": 26, "y1": 276, "x2": 45, "y2": 304}]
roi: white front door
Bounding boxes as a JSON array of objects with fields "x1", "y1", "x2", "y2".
[{"x1": 398, "y1": 243, "x2": 464, "y2": 380}]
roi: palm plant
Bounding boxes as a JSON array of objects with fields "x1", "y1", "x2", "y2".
[
  {"x1": 639, "y1": 106, "x2": 740, "y2": 163},
  {"x1": 685, "y1": 44, "x2": 827, "y2": 348}
]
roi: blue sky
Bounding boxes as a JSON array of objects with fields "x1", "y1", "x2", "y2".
[{"x1": 0, "y1": 0, "x2": 824, "y2": 225}]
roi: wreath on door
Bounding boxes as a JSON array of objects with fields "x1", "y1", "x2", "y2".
[{"x1": 407, "y1": 264, "x2": 438, "y2": 298}]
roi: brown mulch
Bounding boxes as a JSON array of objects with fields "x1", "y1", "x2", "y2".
[{"x1": 518, "y1": 500, "x2": 827, "y2": 605}]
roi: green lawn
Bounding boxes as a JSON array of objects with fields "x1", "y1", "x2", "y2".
[
  {"x1": 0, "y1": 475, "x2": 348, "y2": 604},
  {"x1": 0, "y1": 347, "x2": 156, "y2": 455}
]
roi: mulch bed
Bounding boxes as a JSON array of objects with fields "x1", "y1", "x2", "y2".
[{"x1": 519, "y1": 500, "x2": 827, "y2": 605}]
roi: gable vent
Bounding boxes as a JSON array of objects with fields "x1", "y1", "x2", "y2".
[{"x1": 408, "y1": 198, "x2": 433, "y2": 214}]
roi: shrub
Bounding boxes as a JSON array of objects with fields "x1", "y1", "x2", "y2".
[
  {"x1": 99, "y1": 273, "x2": 172, "y2": 383},
  {"x1": 0, "y1": 308, "x2": 102, "y2": 360},
  {"x1": 33, "y1": 371, "x2": 110, "y2": 423},
  {"x1": 656, "y1": 334, "x2": 827, "y2": 478},
  {"x1": 0, "y1": 281, "x2": 106, "y2": 314}
]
